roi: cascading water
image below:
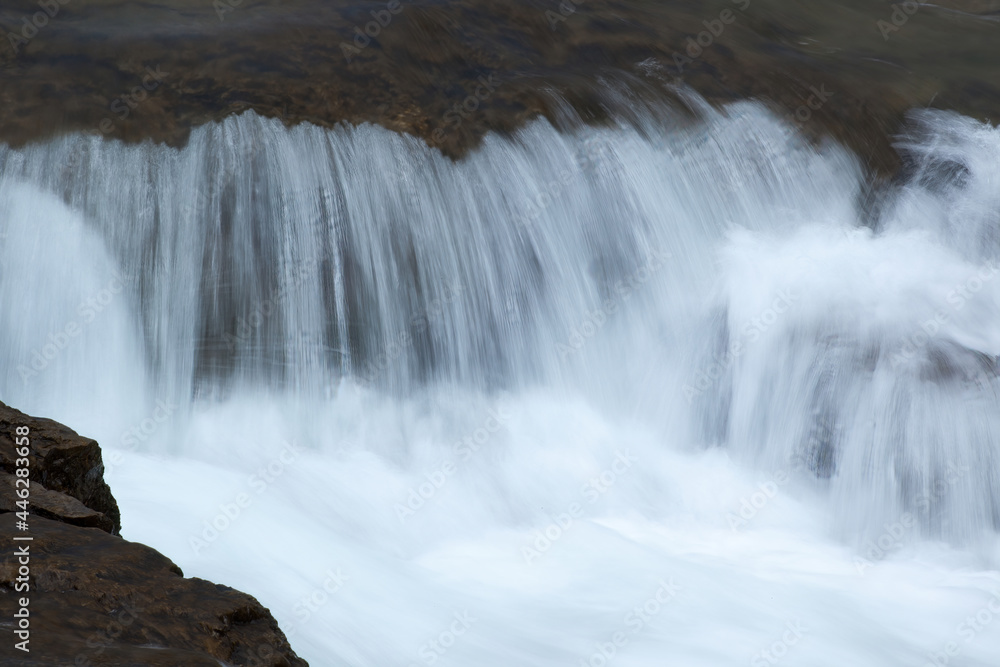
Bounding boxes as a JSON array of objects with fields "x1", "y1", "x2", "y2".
[{"x1": 2, "y1": 98, "x2": 1000, "y2": 665}]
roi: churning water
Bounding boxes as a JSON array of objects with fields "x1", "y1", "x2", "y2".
[{"x1": 2, "y1": 98, "x2": 1000, "y2": 665}]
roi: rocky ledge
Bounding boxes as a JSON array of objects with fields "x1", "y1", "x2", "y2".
[
  {"x1": 0, "y1": 401, "x2": 307, "y2": 666},
  {"x1": 1, "y1": 0, "x2": 999, "y2": 177}
]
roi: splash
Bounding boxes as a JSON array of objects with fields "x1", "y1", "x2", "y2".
[{"x1": 2, "y1": 101, "x2": 999, "y2": 666}]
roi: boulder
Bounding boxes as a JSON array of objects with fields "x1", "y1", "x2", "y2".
[
  {"x1": 0, "y1": 401, "x2": 308, "y2": 666},
  {"x1": 0, "y1": 402, "x2": 120, "y2": 534}
]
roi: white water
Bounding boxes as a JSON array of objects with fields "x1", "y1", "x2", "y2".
[{"x1": 3, "y1": 100, "x2": 1000, "y2": 666}]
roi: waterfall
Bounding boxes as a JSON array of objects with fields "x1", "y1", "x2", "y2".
[{"x1": 2, "y1": 99, "x2": 999, "y2": 665}]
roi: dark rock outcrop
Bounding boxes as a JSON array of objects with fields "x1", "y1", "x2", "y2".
[
  {"x1": 0, "y1": 471, "x2": 116, "y2": 534},
  {"x1": 0, "y1": 403, "x2": 120, "y2": 534},
  {"x1": 0, "y1": 401, "x2": 308, "y2": 666},
  {"x1": 0, "y1": 0, "x2": 999, "y2": 177}
]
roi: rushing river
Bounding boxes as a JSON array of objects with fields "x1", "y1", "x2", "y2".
[{"x1": 2, "y1": 97, "x2": 1000, "y2": 665}]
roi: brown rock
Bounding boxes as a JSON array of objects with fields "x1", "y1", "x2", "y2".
[
  {"x1": 0, "y1": 515, "x2": 307, "y2": 666},
  {"x1": 0, "y1": 472, "x2": 115, "y2": 534},
  {"x1": 0, "y1": 401, "x2": 120, "y2": 534},
  {"x1": 0, "y1": 0, "x2": 998, "y2": 178},
  {"x1": 0, "y1": 401, "x2": 309, "y2": 665}
]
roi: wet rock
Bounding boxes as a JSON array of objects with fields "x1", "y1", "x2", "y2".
[
  {"x1": 0, "y1": 472, "x2": 116, "y2": 533},
  {"x1": 0, "y1": 401, "x2": 308, "y2": 666},
  {"x1": 0, "y1": 515, "x2": 307, "y2": 666},
  {"x1": 0, "y1": 401, "x2": 120, "y2": 534},
  {"x1": 0, "y1": 0, "x2": 998, "y2": 178}
]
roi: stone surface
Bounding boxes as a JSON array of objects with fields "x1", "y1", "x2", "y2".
[
  {"x1": 0, "y1": 401, "x2": 308, "y2": 666},
  {"x1": 0, "y1": 471, "x2": 116, "y2": 534},
  {"x1": 0, "y1": 401, "x2": 120, "y2": 534},
  {"x1": 0, "y1": 515, "x2": 307, "y2": 666},
  {"x1": 0, "y1": 0, "x2": 998, "y2": 176}
]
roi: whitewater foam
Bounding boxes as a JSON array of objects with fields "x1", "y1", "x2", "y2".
[{"x1": 2, "y1": 101, "x2": 1000, "y2": 665}]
